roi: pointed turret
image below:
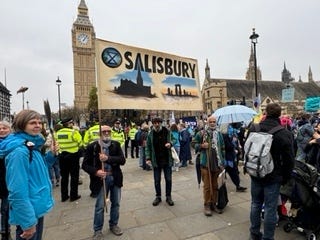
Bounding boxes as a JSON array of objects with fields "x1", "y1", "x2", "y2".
[
  {"x1": 205, "y1": 59, "x2": 210, "y2": 80},
  {"x1": 308, "y1": 66, "x2": 313, "y2": 82},
  {"x1": 245, "y1": 46, "x2": 262, "y2": 81},
  {"x1": 281, "y1": 61, "x2": 294, "y2": 83},
  {"x1": 74, "y1": 0, "x2": 92, "y2": 26}
]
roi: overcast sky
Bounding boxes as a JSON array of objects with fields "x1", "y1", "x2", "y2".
[{"x1": 1, "y1": 0, "x2": 320, "y2": 115}]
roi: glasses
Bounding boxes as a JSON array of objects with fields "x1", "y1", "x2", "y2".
[
  {"x1": 102, "y1": 130, "x2": 111, "y2": 133},
  {"x1": 209, "y1": 121, "x2": 216, "y2": 123}
]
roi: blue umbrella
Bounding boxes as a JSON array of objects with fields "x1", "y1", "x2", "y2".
[{"x1": 212, "y1": 105, "x2": 257, "y2": 125}]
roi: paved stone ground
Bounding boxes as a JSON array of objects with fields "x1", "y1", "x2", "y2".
[{"x1": 15, "y1": 155, "x2": 309, "y2": 239}]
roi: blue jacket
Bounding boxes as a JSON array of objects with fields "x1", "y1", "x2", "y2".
[{"x1": 0, "y1": 132, "x2": 55, "y2": 230}]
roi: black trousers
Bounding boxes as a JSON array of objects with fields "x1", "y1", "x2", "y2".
[
  {"x1": 59, "y1": 151, "x2": 80, "y2": 200},
  {"x1": 225, "y1": 165, "x2": 240, "y2": 188},
  {"x1": 131, "y1": 140, "x2": 139, "y2": 158},
  {"x1": 124, "y1": 139, "x2": 130, "y2": 158}
]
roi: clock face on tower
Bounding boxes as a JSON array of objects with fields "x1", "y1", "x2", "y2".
[{"x1": 76, "y1": 33, "x2": 91, "y2": 47}]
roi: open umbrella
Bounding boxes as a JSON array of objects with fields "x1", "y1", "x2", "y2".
[{"x1": 213, "y1": 105, "x2": 257, "y2": 125}]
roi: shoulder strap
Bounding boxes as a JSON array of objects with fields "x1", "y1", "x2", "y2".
[
  {"x1": 24, "y1": 140, "x2": 33, "y2": 163},
  {"x1": 268, "y1": 125, "x2": 284, "y2": 135}
]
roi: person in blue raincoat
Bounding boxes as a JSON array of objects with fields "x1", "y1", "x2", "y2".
[{"x1": 0, "y1": 110, "x2": 57, "y2": 240}]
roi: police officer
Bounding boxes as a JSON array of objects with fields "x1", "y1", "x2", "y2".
[
  {"x1": 55, "y1": 118, "x2": 83, "y2": 202},
  {"x1": 83, "y1": 123, "x2": 100, "y2": 147},
  {"x1": 129, "y1": 123, "x2": 139, "y2": 158},
  {"x1": 111, "y1": 119, "x2": 125, "y2": 148}
]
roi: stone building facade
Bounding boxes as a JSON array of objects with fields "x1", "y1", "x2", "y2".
[{"x1": 0, "y1": 82, "x2": 11, "y2": 121}]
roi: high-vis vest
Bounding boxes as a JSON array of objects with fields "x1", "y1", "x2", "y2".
[
  {"x1": 111, "y1": 128, "x2": 125, "y2": 147},
  {"x1": 129, "y1": 127, "x2": 137, "y2": 140},
  {"x1": 83, "y1": 125, "x2": 100, "y2": 146},
  {"x1": 55, "y1": 128, "x2": 83, "y2": 153}
]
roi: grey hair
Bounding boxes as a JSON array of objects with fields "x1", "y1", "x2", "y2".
[
  {"x1": 12, "y1": 110, "x2": 41, "y2": 132},
  {"x1": 0, "y1": 120, "x2": 11, "y2": 129}
]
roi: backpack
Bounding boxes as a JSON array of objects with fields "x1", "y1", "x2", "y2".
[{"x1": 244, "y1": 124, "x2": 283, "y2": 178}]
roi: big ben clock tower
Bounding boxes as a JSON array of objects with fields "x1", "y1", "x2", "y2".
[{"x1": 72, "y1": 0, "x2": 96, "y2": 112}]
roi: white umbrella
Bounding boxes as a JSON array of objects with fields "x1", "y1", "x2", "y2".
[{"x1": 212, "y1": 105, "x2": 257, "y2": 125}]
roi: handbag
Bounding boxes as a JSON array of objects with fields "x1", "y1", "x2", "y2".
[
  {"x1": 217, "y1": 183, "x2": 229, "y2": 210},
  {"x1": 171, "y1": 147, "x2": 180, "y2": 164}
]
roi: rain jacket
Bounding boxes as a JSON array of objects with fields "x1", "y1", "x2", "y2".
[
  {"x1": 0, "y1": 132, "x2": 55, "y2": 230},
  {"x1": 145, "y1": 127, "x2": 176, "y2": 168},
  {"x1": 193, "y1": 128, "x2": 226, "y2": 168}
]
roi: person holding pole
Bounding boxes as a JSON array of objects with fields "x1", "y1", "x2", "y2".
[
  {"x1": 82, "y1": 125, "x2": 126, "y2": 239},
  {"x1": 193, "y1": 115, "x2": 225, "y2": 216}
]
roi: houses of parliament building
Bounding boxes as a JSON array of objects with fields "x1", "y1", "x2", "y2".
[
  {"x1": 71, "y1": 0, "x2": 320, "y2": 122},
  {"x1": 1, "y1": 0, "x2": 319, "y2": 122}
]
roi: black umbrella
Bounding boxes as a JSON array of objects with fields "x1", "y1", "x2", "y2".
[{"x1": 195, "y1": 153, "x2": 201, "y2": 188}]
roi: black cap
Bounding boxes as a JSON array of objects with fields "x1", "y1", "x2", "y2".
[
  {"x1": 152, "y1": 116, "x2": 163, "y2": 123},
  {"x1": 61, "y1": 117, "x2": 73, "y2": 124},
  {"x1": 113, "y1": 118, "x2": 121, "y2": 124}
]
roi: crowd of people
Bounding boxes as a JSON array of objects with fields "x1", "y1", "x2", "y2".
[{"x1": 1, "y1": 104, "x2": 320, "y2": 239}]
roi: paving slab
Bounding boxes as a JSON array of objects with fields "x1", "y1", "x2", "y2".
[{"x1": 9, "y1": 155, "x2": 307, "y2": 239}]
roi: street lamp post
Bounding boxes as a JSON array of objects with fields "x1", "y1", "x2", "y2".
[
  {"x1": 17, "y1": 86, "x2": 29, "y2": 110},
  {"x1": 250, "y1": 28, "x2": 259, "y2": 98},
  {"x1": 56, "y1": 76, "x2": 62, "y2": 120}
]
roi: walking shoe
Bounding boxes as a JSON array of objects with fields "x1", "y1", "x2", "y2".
[
  {"x1": 61, "y1": 196, "x2": 69, "y2": 202},
  {"x1": 204, "y1": 205, "x2": 212, "y2": 216},
  {"x1": 92, "y1": 230, "x2": 103, "y2": 240},
  {"x1": 70, "y1": 195, "x2": 81, "y2": 202},
  {"x1": 110, "y1": 225, "x2": 123, "y2": 236},
  {"x1": 55, "y1": 180, "x2": 60, "y2": 187},
  {"x1": 212, "y1": 206, "x2": 223, "y2": 214},
  {"x1": 236, "y1": 186, "x2": 247, "y2": 192},
  {"x1": 152, "y1": 197, "x2": 162, "y2": 206},
  {"x1": 166, "y1": 197, "x2": 174, "y2": 206},
  {"x1": 78, "y1": 179, "x2": 83, "y2": 185},
  {"x1": 90, "y1": 192, "x2": 98, "y2": 198},
  {"x1": 189, "y1": 160, "x2": 194, "y2": 165}
]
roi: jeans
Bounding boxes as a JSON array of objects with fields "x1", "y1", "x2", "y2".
[
  {"x1": 153, "y1": 164, "x2": 172, "y2": 198},
  {"x1": 250, "y1": 179, "x2": 280, "y2": 240},
  {"x1": 16, "y1": 217, "x2": 44, "y2": 240},
  {"x1": 93, "y1": 179, "x2": 121, "y2": 232},
  {"x1": 138, "y1": 146, "x2": 143, "y2": 167},
  {"x1": 49, "y1": 157, "x2": 60, "y2": 182},
  {"x1": 1, "y1": 197, "x2": 9, "y2": 234}
]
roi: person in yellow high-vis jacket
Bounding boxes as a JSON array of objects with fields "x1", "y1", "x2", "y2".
[
  {"x1": 129, "y1": 123, "x2": 138, "y2": 158},
  {"x1": 55, "y1": 118, "x2": 83, "y2": 202},
  {"x1": 111, "y1": 119, "x2": 125, "y2": 148},
  {"x1": 83, "y1": 124, "x2": 100, "y2": 147}
]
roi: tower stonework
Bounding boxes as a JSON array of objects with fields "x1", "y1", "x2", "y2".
[
  {"x1": 72, "y1": 0, "x2": 96, "y2": 111},
  {"x1": 245, "y1": 46, "x2": 262, "y2": 81}
]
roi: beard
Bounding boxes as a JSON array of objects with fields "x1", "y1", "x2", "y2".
[{"x1": 102, "y1": 136, "x2": 111, "y2": 142}]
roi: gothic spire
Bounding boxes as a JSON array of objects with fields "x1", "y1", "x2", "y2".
[
  {"x1": 74, "y1": 0, "x2": 92, "y2": 26},
  {"x1": 205, "y1": 59, "x2": 210, "y2": 80},
  {"x1": 308, "y1": 65, "x2": 313, "y2": 82}
]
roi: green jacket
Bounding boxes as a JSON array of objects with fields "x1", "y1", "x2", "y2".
[
  {"x1": 193, "y1": 129, "x2": 225, "y2": 168},
  {"x1": 145, "y1": 127, "x2": 176, "y2": 168}
]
